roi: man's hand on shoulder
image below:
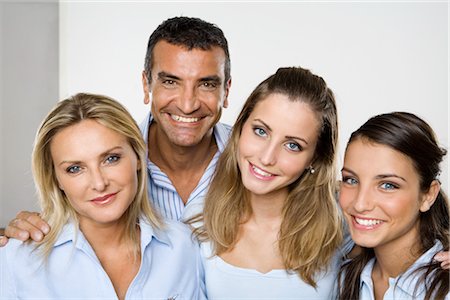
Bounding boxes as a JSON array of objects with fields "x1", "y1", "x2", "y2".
[{"x1": 0, "y1": 211, "x2": 50, "y2": 247}]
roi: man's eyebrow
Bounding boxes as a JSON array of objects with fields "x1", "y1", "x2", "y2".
[
  {"x1": 157, "y1": 71, "x2": 180, "y2": 81},
  {"x1": 199, "y1": 75, "x2": 222, "y2": 83},
  {"x1": 157, "y1": 72, "x2": 222, "y2": 84}
]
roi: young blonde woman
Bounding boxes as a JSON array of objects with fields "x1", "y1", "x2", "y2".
[
  {"x1": 192, "y1": 67, "x2": 350, "y2": 298},
  {"x1": 338, "y1": 112, "x2": 449, "y2": 300},
  {"x1": 0, "y1": 93, "x2": 204, "y2": 300}
]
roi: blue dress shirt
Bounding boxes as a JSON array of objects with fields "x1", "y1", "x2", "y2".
[
  {"x1": 359, "y1": 241, "x2": 449, "y2": 299},
  {"x1": 139, "y1": 112, "x2": 231, "y2": 221},
  {"x1": 0, "y1": 217, "x2": 205, "y2": 299}
]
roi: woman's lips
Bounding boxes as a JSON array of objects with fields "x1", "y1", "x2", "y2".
[{"x1": 91, "y1": 192, "x2": 117, "y2": 205}]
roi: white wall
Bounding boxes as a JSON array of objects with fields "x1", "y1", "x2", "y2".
[
  {"x1": 0, "y1": 2, "x2": 445, "y2": 229},
  {"x1": 60, "y1": 1, "x2": 448, "y2": 193},
  {"x1": 0, "y1": 2, "x2": 59, "y2": 227}
]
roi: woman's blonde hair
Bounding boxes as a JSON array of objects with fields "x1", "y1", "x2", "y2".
[
  {"x1": 193, "y1": 67, "x2": 343, "y2": 287},
  {"x1": 32, "y1": 93, "x2": 162, "y2": 259}
]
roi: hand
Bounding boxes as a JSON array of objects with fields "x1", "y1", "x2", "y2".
[
  {"x1": 434, "y1": 251, "x2": 450, "y2": 269},
  {"x1": 0, "y1": 211, "x2": 50, "y2": 247}
]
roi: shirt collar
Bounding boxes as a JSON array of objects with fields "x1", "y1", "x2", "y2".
[
  {"x1": 360, "y1": 241, "x2": 444, "y2": 298},
  {"x1": 52, "y1": 216, "x2": 172, "y2": 250},
  {"x1": 53, "y1": 221, "x2": 77, "y2": 247},
  {"x1": 395, "y1": 241, "x2": 444, "y2": 296},
  {"x1": 138, "y1": 217, "x2": 172, "y2": 249},
  {"x1": 360, "y1": 257, "x2": 375, "y2": 291}
]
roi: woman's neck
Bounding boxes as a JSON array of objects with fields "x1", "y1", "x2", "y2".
[
  {"x1": 248, "y1": 191, "x2": 285, "y2": 227},
  {"x1": 219, "y1": 191, "x2": 285, "y2": 273},
  {"x1": 78, "y1": 217, "x2": 141, "y2": 300},
  {"x1": 372, "y1": 227, "x2": 422, "y2": 279},
  {"x1": 79, "y1": 217, "x2": 132, "y2": 251}
]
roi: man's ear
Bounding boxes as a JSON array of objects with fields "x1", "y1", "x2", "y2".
[
  {"x1": 142, "y1": 71, "x2": 151, "y2": 105},
  {"x1": 222, "y1": 77, "x2": 232, "y2": 108},
  {"x1": 419, "y1": 180, "x2": 440, "y2": 212}
]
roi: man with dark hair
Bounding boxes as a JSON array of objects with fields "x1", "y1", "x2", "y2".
[
  {"x1": 1, "y1": 16, "x2": 232, "y2": 244},
  {"x1": 140, "y1": 16, "x2": 232, "y2": 221}
]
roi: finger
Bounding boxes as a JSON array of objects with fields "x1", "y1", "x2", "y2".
[
  {"x1": 434, "y1": 252, "x2": 450, "y2": 262},
  {"x1": 0, "y1": 236, "x2": 8, "y2": 247},
  {"x1": 440, "y1": 261, "x2": 450, "y2": 270},
  {"x1": 5, "y1": 219, "x2": 43, "y2": 242},
  {"x1": 22, "y1": 213, "x2": 50, "y2": 234}
]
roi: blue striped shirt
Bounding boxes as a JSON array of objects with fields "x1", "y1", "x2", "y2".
[{"x1": 139, "y1": 113, "x2": 232, "y2": 221}]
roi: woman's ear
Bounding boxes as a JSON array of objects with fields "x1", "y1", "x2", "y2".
[
  {"x1": 56, "y1": 177, "x2": 64, "y2": 191},
  {"x1": 137, "y1": 159, "x2": 142, "y2": 171},
  {"x1": 419, "y1": 180, "x2": 440, "y2": 212}
]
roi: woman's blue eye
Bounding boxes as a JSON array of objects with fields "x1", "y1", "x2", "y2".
[
  {"x1": 380, "y1": 182, "x2": 398, "y2": 190},
  {"x1": 286, "y1": 142, "x2": 301, "y2": 152},
  {"x1": 66, "y1": 165, "x2": 81, "y2": 174},
  {"x1": 342, "y1": 176, "x2": 358, "y2": 185},
  {"x1": 106, "y1": 155, "x2": 120, "y2": 164},
  {"x1": 254, "y1": 127, "x2": 267, "y2": 137}
]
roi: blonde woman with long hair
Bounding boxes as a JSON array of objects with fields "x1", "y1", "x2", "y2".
[
  {"x1": 192, "y1": 67, "x2": 348, "y2": 298},
  {"x1": 0, "y1": 93, "x2": 204, "y2": 300}
]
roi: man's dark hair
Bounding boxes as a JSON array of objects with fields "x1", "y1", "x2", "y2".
[{"x1": 144, "y1": 16, "x2": 230, "y2": 85}]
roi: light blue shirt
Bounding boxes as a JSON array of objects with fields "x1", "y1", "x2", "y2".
[
  {"x1": 201, "y1": 241, "x2": 349, "y2": 300},
  {"x1": 359, "y1": 241, "x2": 449, "y2": 300},
  {"x1": 0, "y1": 217, "x2": 205, "y2": 299},
  {"x1": 139, "y1": 112, "x2": 232, "y2": 221}
]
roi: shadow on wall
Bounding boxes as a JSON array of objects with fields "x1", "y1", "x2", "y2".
[{"x1": 0, "y1": 2, "x2": 59, "y2": 227}]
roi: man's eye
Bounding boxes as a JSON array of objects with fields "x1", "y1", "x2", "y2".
[
  {"x1": 162, "y1": 79, "x2": 176, "y2": 85},
  {"x1": 200, "y1": 81, "x2": 217, "y2": 90},
  {"x1": 203, "y1": 82, "x2": 216, "y2": 87}
]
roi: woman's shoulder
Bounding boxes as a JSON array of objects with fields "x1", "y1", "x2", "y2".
[
  {"x1": 1, "y1": 238, "x2": 35, "y2": 257},
  {"x1": 0, "y1": 238, "x2": 42, "y2": 280}
]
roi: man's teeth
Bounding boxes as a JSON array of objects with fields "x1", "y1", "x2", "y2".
[
  {"x1": 355, "y1": 217, "x2": 383, "y2": 226},
  {"x1": 252, "y1": 165, "x2": 272, "y2": 177},
  {"x1": 171, "y1": 115, "x2": 199, "y2": 123}
]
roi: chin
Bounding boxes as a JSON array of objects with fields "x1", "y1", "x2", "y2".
[{"x1": 351, "y1": 236, "x2": 380, "y2": 249}]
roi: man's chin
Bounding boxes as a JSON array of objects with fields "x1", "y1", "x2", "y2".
[{"x1": 169, "y1": 136, "x2": 204, "y2": 148}]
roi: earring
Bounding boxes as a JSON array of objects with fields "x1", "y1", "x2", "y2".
[{"x1": 309, "y1": 166, "x2": 315, "y2": 174}]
